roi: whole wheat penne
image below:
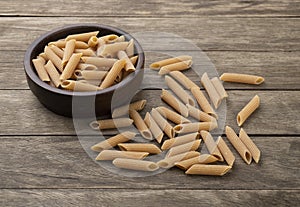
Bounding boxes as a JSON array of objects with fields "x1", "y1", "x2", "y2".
[
  {"x1": 225, "y1": 126, "x2": 252, "y2": 164},
  {"x1": 191, "y1": 87, "x2": 218, "y2": 119},
  {"x1": 150, "y1": 108, "x2": 174, "y2": 139},
  {"x1": 96, "y1": 38, "x2": 106, "y2": 56},
  {"x1": 161, "y1": 132, "x2": 200, "y2": 150},
  {"x1": 125, "y1": 39, "x2": 135, "y2": 57},
  {"x1": 144, "y1": 112, "x2": 164, "y2": 143},
  {"x1": 77, "y1": 63, "x2": 98, "y2": 71},
  {"x1": 112, "y1": 100, "x2": 147, "y2": 118},
  {"x1": 32, "y1": 58, "x2": 50, "y2": 82},
  {"x1": 61, "y1": 80, "x2": 100, "y2": 91},
  {"x1": 60, "y1": 53, "x2": 82, "y2": 80},
  {"x1": 166, "y1": 140, "x2": 201, "y2": 157},
  {"x1": 98, "y1": 42, "x2": 129, "y2": 57},
  {"x1": 99, "y1": 34, "x2": 119, "y2": 43},
  {"x1": 91, "y1": 131, "x2": 136, "y2": 152},
  {"x1": 37, "y1": 55, "x2": 46, "y2": 65},
  {"x1": 175, "y1": 154, "x2": 218, "y2": 170},
  {"x1": 99, "y1": 59, "x2": 126, "y2": 89},
  {"x1": 75, "y1": 49, "x2": 96, "y2": 57},
  {"x1": 161, "y1": 89, "x2": 188, "y2": 117},
  {"x1": 116, "y1": 35, "x2": 125, "y2": 42},
  {"x1": 159, "y1": 60, "x2": 192, "y2": 75},
  {"x1": 150, "y1": 55, "x2": 192, "y2": 70},
  {"x1": 62, "y1": 39, "x2": 76, "y2": 67},
  {"x1": 237, "y1": 95, "x2": 260, "y2": 126},
  {"x1": 186, "y1": 104, "x2": 216, "y2": 122},
  {"x1": 220, "y1": 73, "x2": 264, "y2": 85},
  {"x1": 96, "y1": 150, "x2": 149, "y2": 160},
  {"x1": 239, "y1": 128, "x2": 261, "y2": 163},
  {"x1": 117, "y1": 50, "x2": 135, "y2": 72},
  {"x1": 157, "y1": 151, "x2": 200, "y2": 168},
  {"x1": 130, "y1": 55, "x2": 138, "y2": 65},
  {"x1": 201, "y1": 72, "x2": 222, "y2": 109},
  {"x1": 174, "y1": 122, "x2": 218, "y2": 134},
  {"x1": 44, "y1": 46, "x2": 63, "y2": 72},
  {"x1": 49, "y1": 45, "x2": 64, "y2": 59},
  {"x1": 88, "y1": 36, "x2": 98, "y2": 47},
  {"x1": 50, "y1": 40, "x2": 89, "y2": 49},
  {"x1": 200, "y1": 130, "x2": 224, "y2": 161},
  {"x1": 74, "y1": 70, "x2": 107, "y2": 80},
  {"x1": 81, "y1": 57, "x2": 117, "y2": 68},
  {"x1": 169, "y1": 71, "x2": 199, "y2": 89},
  {"x1": 39, "y1": 53, "x2": 48, "y2": 61},
  {"x1": 44, "y1": 60, "x2": 61, "y2": 87},
  {"x1": 48, "y1": 39, "x2": 65, "y2": 48},
  {"x1": 129, "y1": 110, "x2": 153, "y2": 140},
  {"x1": 211, "y1": 77, "x2": 228, "y2": 99},
  {"x1": 156, "y1": 106, "x2": 190, "y2": 124},
  {"x1": 74, "y1": 41, "x2": 89, "y2": 49},
  {"x1": 118, "y1": 143, "x2": 161, "y2": 154},
  {"x1": 113, "y1": 158, "x2": 159, "y2": 172},
  {"x1": 216, "y1": 136, "x2": 235, "y2": 166},
  {"x1": 165, "y1": 76, "x2": 195, "y2": 106},
  {"x1": 77, "y1": 79, "x2": 101, "y2": 86},
  {"x1": 66, "y1": 31, "x2": 99, "y2": 42},
  {"x1": 185, "y1": 164, "x2": 231, "y2": 176},
  {"x1": 90, "y1": 118, "x2": 133, "y2": 130}
]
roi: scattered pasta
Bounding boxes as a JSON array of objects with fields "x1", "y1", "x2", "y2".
[
  {"x1": 237, "y1": 95, "x2": 260, "y2": 126},
  {"x1": 220, "y1": 73, "x2": 264, "y2": 85}
]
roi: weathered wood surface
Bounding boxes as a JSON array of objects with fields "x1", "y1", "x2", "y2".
[{"x1": 1, "y1": 0, "x2": 299, "y2": 17}]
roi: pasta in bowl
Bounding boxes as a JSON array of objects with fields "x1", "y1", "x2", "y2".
[{"x1": 24, "y1": 24, "x2": 145, "y2": 117}]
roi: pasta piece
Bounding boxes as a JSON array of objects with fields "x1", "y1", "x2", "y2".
[
  {"x1": 220, "y1": 73, "x2": 264, "y2": 85},
  {"x1": 39, "y1": 53, "x2": 48, "y2": 61},
  {"x1": 129, "y1": 110, "x2": 153, "y2": 140},
  {"x1": 175, "y1": 154, "x2": 218, "y2": 170},
  {"x1": 169, "y1": 71, "x2": 199, "y2": 89},
  {"x1": 77, "y1": 63, "x2": 98, "y2": 71},
  {"x1": 186, "y1": 104, "x2": 216, "y2": 122},
  {"x1": 161, "y1": 132, "x2": 200, "y2": 150},
  {"x1": 116, "y1": 35, "x2": 125, "y2": 42},
  {"x1": 130, "y1": 55, "x2": 138, "y2": 65},
  {"x1": 77, "y1": 79, "x2": 101, "y2": 86},
  {"x1": 91, "y1": 131, "x2": 136, "y2": 152},
  {"x1": 75, "y1": 49, "x2": 96, "y2": 57},
  {"x1": 81, "y1": 57, "x2": 117, "y2": 68},
  {"x1": 100, "y1": 34, "x2": 119, "y2": 43},
  {"x1": 237, "y1": 95, "x2": 260, "y2": 126},
  {"x1": 159, "y1": 60, "x2": 192, "y2": 75},
  {"x1": 98, "y1": 42, "x2": 129, "y2": 57},
  {"x1": 156, "y1": 106, "x2": 190, "y2": 124},
  {"x1": 74, "y1": 70, "x2": 107, "y2": 80},
  {"x1": 37, "y1": 55, "x2": 46, "y2": 65},
  {"x1": 74, "y1": 41, "x2": 89, "y2": 49},
  {"x1": 112, "y1": 100, "x2": 147, "y2": 118},
  {"x1": 191, "y1": 87, "x2": 218, "y2": 119},
  {"x1": 161, "y1": 89, "x2": 188, "y2": 117},
  {"x1": 44, "y1": 60, "x2": 61, "y2": 87},
  {"x1": 49, "y1": 45, "x2": 64, "y2": 58},
  {"x1": 126, "y1": 39, "x2": 134, "y2": 57},
  {"x1": 185, "y1": 164, "x2": 231, "y2": 176},
  {"x1": 61, "y1": 80, "x2": 100, "y2": 91},
  {"x1": 166, "y1": 140, "x2": 201, "y2": 157},
  {"x1": 60, "y1": 53, "x2": 82, "y2": 81},
  {"x1": 50, "y1": 40, "x2": 89, "y2": 49},
  {"x1": 150, "y1": 55, "x2": 192, "y2": 70},
  {"x1": 96, "y1": 38, "x2": 106, "y2": 56},
  {"x1": 150, "y1": 108, "x2": 174, "y2": 139},
  {"x1": 201, "y1": 72, "x2": 222, "y2": 109},
  {"x1": 90, "y1": 118, "x2": 133, "y2": 130},
  {"x1": 113, "y1": 158, "x2": 159, "y2": 172},
  {"x1": 88, "y1": 36, "x2": 98, "y2": 47},
  {"x1": 62, "y1": 39, "x2": 76, "y2": 67},
  {"x1": 225, "y1": 126, "x2": 252, "y2": 164},
  {"x1": 200, "y1": 130, "x2": 224, "y2": 161},
  {"x1": 96, "y1": 150, "x2": 149, "y2": 161},
  {"x1": 117, "y1": 50, "x2": 135, "y2": 72},
  {"x1": 174, "y1": 122, "x2": 218, "y2": 134},
  {"x1": 48, "y1": 39, "x2": 65, "y2": 48},
  {"x1": 239, "y1": 128, "x2": 261, "y2": 163},
  {"x1": 32, "y1": 58, "x2": 50, "y2": 82},
  {"x1": 165, "y1": 76, "x2": 195, "y2": 106},
  {"x1": 216, "y1": 136, "x2": 235, "y2": 166},
  {"x1": 211, "y1": 77, "x2": 228, "y2": 99},
  {"x1": 157, "y1": 151, "x2": 200, "y2": 168},
  {"x1": 144, "y1": 112, "x2": 164, "y2": 143},
  {"x1": 44, "y1": 46, "x2": 63, "y2": 72},
  {"x1": 99, "y1": 59, "x2": 126, "y2": 89},
  {"x1": 66, "y1": 31, "x2": 99, "y2": 42},
  {"x1": 118, "y1": 143, "x2": 161, "y2": 154}
]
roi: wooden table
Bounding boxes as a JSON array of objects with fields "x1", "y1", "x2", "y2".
[{"x1": 0, "y1": 0, "x2": 299, "y2": 206}]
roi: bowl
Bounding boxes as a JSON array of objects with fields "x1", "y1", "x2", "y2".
[{"x1": 24, "y1": 24, "x2": 145, "y2": 118}]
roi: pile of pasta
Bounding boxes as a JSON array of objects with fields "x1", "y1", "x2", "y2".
[
  {"x1": 32, "y1": 31, "x2": 137, "y2": 91},
  {"x1": 90, "y1": 55, "x2": 264, "y2": 175}
]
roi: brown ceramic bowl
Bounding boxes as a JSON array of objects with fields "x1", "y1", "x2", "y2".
[{"x1": 24, "y1": 24, "x2": 145, "y2": 118}]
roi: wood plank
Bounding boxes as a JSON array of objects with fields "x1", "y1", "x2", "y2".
[
  {"x1": 0, "y1": 0, "x2": 299, "y2": 17},
  {"x1": 2, "y1": 51, "x2": 300, "y2": 90},
  {"x1": 0, "y1": 189, "x2": 299, "y2": 207},
  {"x1": 0, "y1": 136, "x2": 299, "y2": 189},
  {"x1": 0, "y1": 90, "x2": 299, "y2": 135},
  {"x1": 0, "y1": 17, "x2": 299, "y2": 51}
]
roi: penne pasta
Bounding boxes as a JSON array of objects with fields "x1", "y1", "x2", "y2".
[
  {"x1": 48, "y1": 39, "x2": 66, "y2": 48},
  {"x1": 88, "y1": 36, "x2": 98, "y2": 48},
  {"x1": 129, "y1": 109, "x2": 153, "y2": 140},
  {"x1": 96, "y1": 37, "x2": 106, "y2": 56},
  {"x1": 99, "y1": 59, "x2": 126, "y2": 89},
  {"x1": 116, "y1": 35, "x2": 125, "y2": 42},
  {"x1": 220, "y1": 73, "x2": 264, "y2": 85},
  {"x1": 161, "y1": 89, "x2": 189, "y2": 117},
  {"x1": 62, "y1": 39, "x2": 76, "y2": 67},
  {"x1": 91, "y1": 131, "x2": 136, "y2": 152},
  {"x1": 173, "y1": 122, "x2": 218, "y2": 134},
  {"x1": 81, "y1": 57, "x2": 117, "y2": 68},
  {"x1": 150, "y1": 55, "x2": 192, "y2": 70},
  {"x1": 32, "y1": 58, "x2": 50, "y2": 82},
  {"x1": 75, "y1": 49, "x2": 96, "y2": 57},
  {"x1": 216, "y1": 136, "x2": 235, "y2": 166},
  {"x1": 200, "y1": 130, "x2": 224, "y2": 161},
  {"x1": 201, "y1": 72, "x2": 222, "y2": 109},
  {"x1": 61, "y1": 80, "x2": 100, "y2": 91},
  {"x1": 90, "y1": 118, "x2": 133, "y2": 130},
  {"x1": 125, "y1": 39, "x2": 135, "y2": 57},
  {"x1": 77, "y1": 79, "x2": 101, "y2": 86},
  {"x1": 112, "y1": 158, "x2": 159, "y2": 172},
  {"x1": 112, "y1": 100, "x2": 147, "y2": 118},
  {"x1": 175, "y1": 154, "x2": 218, "y2": 170},
  {"x1": 165, "y1": 76, "x2": 195, "y2": 106},
  {"x1": 225, "y1": 126, "x2": 252, "y2": 164},
  {"x1": 150, "y1": 108, "x2": 174, "y2": 139},
  {"x1": 161, "y1": 132, "x2": 200, "y2": 150},
  {"x1": 186, "y1": 104, "x2": 216, "y2": 123},
  {"x1": 211, "y1": 77, "x2": 228, "y2": 99},
  {"x1": 169, "y1": 71, "x2": 199, "y2": 89},
  {"x1": 39, "y1": 53, "x2": 48, "y2": 61},
  {"x1": 77, "y1": 63, "x2": 98, "y2": 71},
  {"x1": 144, "y1": 112, "x2": 164, "y2": 143},
  {"x1": 156, "y1": 106, "x2": 190, "y2": 125},
  {"x1": 49, "y1": 45, "x2": 64, "y2": 59},
  {"x1": 44, "y1": 60, "x2": 61, "y2": 87},
  {"x1": 157, "y1": 151, "x2": 200, "y2": 168},
  {"x1": 49, "y1": 40, "x2": 89, "y2": 49},
  {"x1": 239, "y1": 128, "x2": 261, "y2": 163},
  {"x1": 118, "y1": 143, "x2": 161, "y2": 154},
  {"x1": 237, "y1": 95, "x2": 260, "y2": 126},
  {"x1": 96, "y1": 150, "x2": 149, "y2": 161},
  {"x1": 185, "y1": 164, "x2": 231, "y2": 176},
  {"x1": 66, "y1": 31, "x2": 99, "y2": 42},
  {"x1": 74, "y1": 70, "x2": 107, "y2": 80},
  {"x1": 100, "y1": 34, "x2": 119, "y2": 43},
  {"x1": 74, "y1": 41, "x2": 89, "y2": 49},
  {"x1": 44, "y1": 46, "x2": 63, "y2": 72},
  {"x1": 166, "y1": 140, "x2": 201, "y2": 157},
  {"x1": 130, "y1": 55, "x2": 138, "y2": 66},
  {"x1": 117, "y1": 50, "x2": 135, "y2": 72},
  {"x1": 98, "y1": 42, "x2": 129, "y2": 57},
  {"x1": 159, "y1": 60, "x2": 192, "y2": 75},
  {"x1": 37, "y1": 55, "x2": 46, "y2": 65},
  {"x1": 60, "y1": 53, "x2": 82, "y2": 81}
]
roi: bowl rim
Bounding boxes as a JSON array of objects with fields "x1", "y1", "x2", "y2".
[{"x1": 24, "y1": 23, "x2": 145, "y2": 97}]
